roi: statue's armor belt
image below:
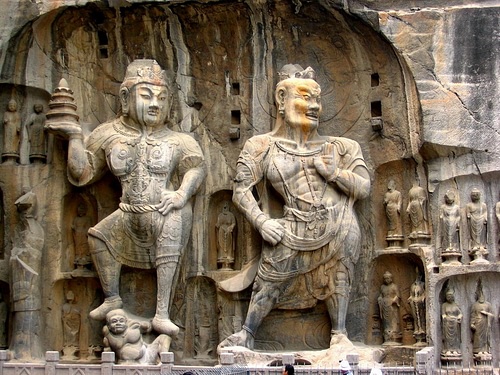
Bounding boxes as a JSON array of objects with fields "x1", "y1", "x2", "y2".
[{"x1": 280, "y1": 205, "x2": 340, "y2": 251}]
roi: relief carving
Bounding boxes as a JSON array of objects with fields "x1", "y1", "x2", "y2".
[
  {"x1": 466, "y1": 188, "x2": 488, "y2": 263},
  {"x1": 384, "y1": 180, "x2": 403, "y2": 248},
  {"x1": 216, "y1": 202, "x2": 236, "y2": 270},
  {"x1": 470, "y1": 279, "x2": 493, "y2": 362},
  {"x1": 407, "y1": 183, "x2": 430, "y2": 245},
  {"x1": 219, "y1": 64, "x2": 370, "y2": 349},
  {"x1": 9, "y1": 188, "x2": 44, "y2": 360},
  {"x1": 441, "y1": 287, "x2": 462, "y2": 363},
  {"x1": 2, "y1": 99, "x2": 21, "y2": 164},
  {"x1": 103, "y1": 309, "x2": 170, "y2": 364},
  {"x1": 407, "y1": 269, "x2": 426, "y2": 346},
  {"x1": 26, "y1": 103, "x2": 47, "y2": 164},
  {"x1": 439, "y1": 190, "x2": 461, "y2": 264},
  {"x1": 378, "y1": 271, "x2": 402, "y2": 346}
]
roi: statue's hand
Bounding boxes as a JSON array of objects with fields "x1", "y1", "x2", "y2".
[
  {"x1": 313, "y1": 155, "x2": 337, "y2": 181},
  {"x1": 158, "y1": 190, "x2": 187, "y2": 215},
  {"x1": 260, "y1": 219, "x2": 285, "y2": 246},
  {"x1": 45, "y1": 120, "x2": 82, "y2": 139}
]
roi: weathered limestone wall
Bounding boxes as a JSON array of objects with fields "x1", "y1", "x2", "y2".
[{"x1": 0, "y1": 0, "x2": 498, "y2": 368}]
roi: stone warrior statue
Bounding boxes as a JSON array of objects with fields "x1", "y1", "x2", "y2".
[
  {"x1": 45, "y1": 60, "x2": 207, "y2": 337},
  {"x1": 219, "y1": 64, "x2": 370, "y2": 349}
]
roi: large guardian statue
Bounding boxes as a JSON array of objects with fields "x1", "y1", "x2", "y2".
[{"x1": 220, "y1": 64, "x2": 370, "y2": 348}]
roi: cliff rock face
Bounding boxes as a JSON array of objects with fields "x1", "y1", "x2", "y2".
[{"x1": 0, "y1": 0, "x2": 498, "y2": 368}]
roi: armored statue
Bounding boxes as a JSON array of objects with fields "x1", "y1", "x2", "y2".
[
  {"x1": 2, "y1": 99, "x2": 21, "y2": 164},
  {"x1": 26, "y1": 103, "x2": 47, "y2": 163},
  {"x1": 216, "y1": 202, "x2": 236, "y2": 270},
  {"x1": 46, "y1": 59, "x2": 207, "y2": 337},
  {"x1": 10, "y1": 188, "x2": 44, "y2": 360},
  {"x1": 219, "y1": 64, "x2": 370, "y2": 349},
  {"x1": 378, "y1": 271, "x2": 402, "y2": 346},
  {"x1": 441, "y1": 287, "x2": 462, "y2": 360},
  {"x1": 466, "y1": 188, "x2": 488, "y2": 262}
]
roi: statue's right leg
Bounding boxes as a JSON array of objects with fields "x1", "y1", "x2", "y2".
[
  {"x1": 219, "y1": 278, "x2": 280, "y2": 349},
  {"x1": 88, "y1": 236, "x2": 123, "y2": 320}
]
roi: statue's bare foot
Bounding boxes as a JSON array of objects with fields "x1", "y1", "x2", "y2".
[
  {"x1": 152, "y1": 316, "x2": 179, "y2": 336},
  {"x1": 219, "y1": 329, "x2": 254, "y2": 349},
  {"x1": 89, "y1": 296, "x2": 123, "y2": 320}
]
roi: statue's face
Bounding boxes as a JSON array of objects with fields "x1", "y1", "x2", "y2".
[
  {"x1": 108, "y1": 314, "x2": 127, "y2": 334},
  {"x1": 446, "y1": 292, "x2": 454, "y2": 302},
  {"x1": 128, "y1": 83, "x2": 170, "y2": 128},
  {"x1": 471, "y1": 190, "x2": 480, "y2": 202},
  {"x1": 283, "y1": 79, "x2": 321, "y2": 131},
  {"x1": 34, "y1": 104, "x2": 43, "y2": 114},
  {"x1": 8, "y1": 101, "x2": 17, "y2": 111}
]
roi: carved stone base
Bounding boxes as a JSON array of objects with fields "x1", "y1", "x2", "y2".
[
  {"x1": 408, "y1": 233, "x2": 431, "y2": 248},
  {"x1": 218, "y1": 334, "x2": 384, "y2": 367},
  {"x1": 440, "y1": 352, "x2": 462, "y2": 367},
  {"x1": 473, "y1": 352, "x2": 492, "y2": 366},
  {"x1": 385, "y1": 235, "x2": 404, "y2": 249},
  {"x1": 469, "y1": 247, "x2": 489, "y2": 264},
  {"x1": 441, "y1": 250, "x2": 462, "y2": 265}
]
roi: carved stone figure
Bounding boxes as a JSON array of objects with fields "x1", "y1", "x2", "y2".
[
  {"x1": 0, "y1": 292, "x2": 7, "y2": 349},
  {"x1": 378, "y1": 271, "x2": 402, "y2": 346},
  {"x1": 9, "y1": 188, "x2": 44, "y2": 360},
  {"x1": 216, "y1": 202, "x2": 236, "y2": 270},
  {"x1": 45, "y1": 59, "x2": 207, "y2": 337},
  {"x1": 439, "y1": 190, "x2": 461, "y2": 263},
  {"x1": 466, "y1": 188, "x2": 488, "y2": 262},
  {"x1": 406, "y1": 183, "x2": 430, "y2": 243},
  {"x1": 26, "y1": 103, "x2": 47, "y2": 163},
  {"x1": 62, "y1": 290, "x2": 81, "y2": 360},
  {"x1": 219, "y1": 64, "x2": 370, "y2": 349},
  {"x1": 103, "y1": 309, "x2": 171, "y2": 364},
  {"x1": 2, "y1": 99, "x2": 21, "y2": 164},
  {"x1": 384, "y1": 180, "x2": 402, "y2": 237},
  {"x1": 470, "y1": 280, "x2": 493, "y2": 360},
  {"x1": 72, "y1": 202, "x2": 93, "y2": 269},
  {"x1": 441, "y1": 287, "x2": 462, "y2": 360},
  {"x1": 407, "y1": 269, "x2": 426, "y2": 346}
]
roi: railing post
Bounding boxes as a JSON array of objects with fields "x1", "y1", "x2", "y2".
[
  {"x1": 45, "y1": 351, "x2": 60, "y2": 375},
  {"x1": 160, "y1": 352, "x2": 175, "y2": 374},
  {"x1": 101, "y1": 351, "x2": 115, "y2": 375}
]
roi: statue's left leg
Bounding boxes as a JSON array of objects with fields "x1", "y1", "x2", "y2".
[
  {"x1": 326, "y1": 262, "x2": 349, "y2": 337},
  {"x1": 152, "y1": 206, "x2": 192, "y2": 335},
  {"x1": 152, "y1": 253, "x2": 181, "y2": 335}
]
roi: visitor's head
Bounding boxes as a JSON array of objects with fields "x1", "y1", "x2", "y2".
[
  {"x1": 120, "y1": 59, "x2": 172, "y2": 129},
  {"x1": 106, "y1": 309, "x2": 128, "y2": 334},
  {"x1": 275, "y1": 65, "x2": 321, "y2": 133},
  {"x1": 283, "y1": 364, "x2": 294, "y2": 375},
  {"x1": 339, "y1": 359, "x2": 351, "y2": 374}
]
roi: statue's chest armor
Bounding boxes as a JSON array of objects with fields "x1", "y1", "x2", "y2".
[{"x1": 107, "y1": 137, "x2": 178, "y2": 177}]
